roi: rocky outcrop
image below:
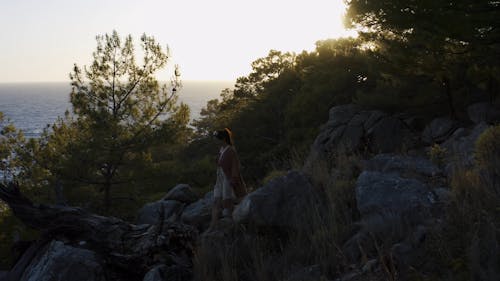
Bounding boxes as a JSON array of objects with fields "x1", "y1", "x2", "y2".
[
  {"x1": 467, "y1": 102, "x2": 500, "y2": 124},
  {"x1": 19, "y1": 240, "x2": 105, "y2": 281},
  {"x1": 161, "y1": 184, "x2": 198, "y2": 204},
  {"x1": 304, "y1": 105, "x2": 417, "y2": 173},
  {"x1": 421, "y1": 117, "x2": 458, "y2": 144},
  {"x1": 233, "y1": 170, "x2": 315, "y2": 230},
  {"x1": 343, "y1": 153, "x2": 448, "y2": 263},
  {"x1": 0, "y1": 183, "x2": 197, "y2": 281},
  {"x1": 181, "y1": 191, "x2": 214, "y2": 232},
  {"x1": 136, "y1": 200, "x2": 184, "y2": 225},
  {"x1": 441, "y1": 122, "x2": 490, "y2": 174},
  {"x1": 135, "y1": 184, "x2": 213, "y2": 232}
]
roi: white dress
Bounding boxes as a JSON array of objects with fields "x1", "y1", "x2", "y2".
[{"x1": 213, "y1": 146, "x2": 235, "y2": 200}]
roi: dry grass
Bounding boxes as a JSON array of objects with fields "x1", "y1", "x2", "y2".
[
  {"x1": 192, "y1": 150, "x2": 360, "y2": 281},
  {"x1": 419, "y1": 129, "x2": 500, "y2": 281}
]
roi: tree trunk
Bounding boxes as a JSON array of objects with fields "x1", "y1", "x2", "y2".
[{"x1": 0, "y1": 182, "x2": 197, "y2": 280}]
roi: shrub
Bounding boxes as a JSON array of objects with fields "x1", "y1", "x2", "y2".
[
  {"x1": 475, "y1": 125, "x2": 500, "y2": 197},
  {"x1": 429, "y1": 143, "x2": 447, "y2": 167}
]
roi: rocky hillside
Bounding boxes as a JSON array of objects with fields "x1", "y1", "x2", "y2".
[{"x1": 1, "y1": 102, "x2": 499, "y2": 281}]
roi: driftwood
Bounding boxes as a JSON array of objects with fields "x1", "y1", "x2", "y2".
[{"x1": 0, "y1": 182, "x2": 198, "y2": 280}]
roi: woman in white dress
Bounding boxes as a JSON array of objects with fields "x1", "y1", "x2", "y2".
[{"x1": 210, "y1": 128, "x2": 246, "y2": 227}]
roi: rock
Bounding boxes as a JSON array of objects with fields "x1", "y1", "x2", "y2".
[
  {"x1": 143, "y1": 265, "x2": 166, "y2": 281},
  {"x1": 0, "y1": 271, "x2": 8, "y2": 280},
  {"x1": 181, "y1": 191, "x2": 214, "y2": 232},
  {"x1": 326, "y1": 104, "x2": 362, "y2": 128},
  {"x1": 162, "y1": 184, "x2": 198, "y2": 204},
  {"x1": 442, "y1": 122, "x2": 490, "y2": 175},
  {"x1": 362, "y1": 153, "x2": 441, "y2": 178},
  {"x1": 390, "y1": 224, "x2": 442, "y2": 280},
  {"x1": 304, "y1": 105, "x2": 420, "y2": 174},
  {"x1": 142, "y1": 264, "x2": 192, "y2": 281},
  {"x1": 344, "y1": 153, "x2": 448, "y2": 264},
  {"x1": 422, "y1": 117, "x2": 457, "y2": 144},
  {"x1": 20, "y1": 240, "x2": 104, "y2": 281},
  {"x1": 285, "y1": 264, "x2": 322, "y2": 281},
  {"x1": 136, "y1": 200, "x2": 184, "y2": 225},
  {"x1": 467, "y1": 102, "x2": 500, "y2": 124},
  {"x1": 367, "y1": 116, "x2": 413, "y2": 153},
  {"x1": 356, "y1": 171, "x2": 434, "y2": 217},
  {"x1": 363, "y1": 111, "x2": 387, "y2": 131},
  {"x1": 233, "y1": 171, "x2": 315, "y2": 229}
]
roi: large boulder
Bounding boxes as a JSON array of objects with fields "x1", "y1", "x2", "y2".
[
  {"x1": 366, "y1": 116, "x2": 412, "y2": 153},
  {"x1": 181, "y1": 191, "x2": 214, "y2": 232},
  {"x1": 304, "y1": 104, "x2": 417, "y2": 174},
  {"x1": 422, "y1": 117, "x2": 457, "y2": 144},
  {"x1": 467, "y1": 102, "x2": 500, "y2": 124},
  {"x1": 162, "y1": 184, "x2": 198, "y2": 204},
  {"x1": 233, "y1": 171, "x2": 315, "y2": 229},
  {"x1": 136, "y1": 200, "x2": 184, "y2": 225},
  {"x1": 143, "y1": 265, "x2": 166, "y2": 281},
  {"x1": 356, "y1": 171, "x2": 434, "y2": 217},
  {"x1": 362, "y1": 153, "x2": 442, "y2": 179},
  {"x1": 344, "y1": 154, "x2": 448, "y2": 263},
  {"x1": 19, "y1": 240, "x2": 104, "y2": 281},
  {"x1": 441, "y1": 122, "x2": 490, "y2": 173}
]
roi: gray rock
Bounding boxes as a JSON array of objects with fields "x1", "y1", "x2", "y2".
[
  {"x1": 162, "y1": 184, "x2": 198, "y2": 204},
  {"x1": 181, "y1": 191, "x2": 214, "y2": 231},
  {"x1": 286, "y1": 264, "x2": 322, "y2": 281},
  {"x1": 326, "y1": 104, "x2": 362, "y2": 128},
  {"x1": 233, "y1": 171, "x2": 315, "y2": 229},
  {"x1": 362, "y1": 153, "x2": 441, "y2": 178},
  {"x1": 367, "y1": 116, "x2": 411, "y2": 153},
  {"x1": 467, "y1": 102, "x2": 500, "y2": 124},
  {"x1": 356, "y1": 171, "x2": 434, "y2": 217},
  {"x1": 20, "y1": 240, "x2": 104, "y2": 281},
  {"x1": 143, "y1": 265, "x2": 166, "y2": 281},
  {"x1": 0, "y1": 271, "x2": 8, "y2": 280},
  {"x1": 341, "y1": 116, "x2": 364, "y2": 151},
  {"x1": 304, "y1": 105, "x2": 419, "y2": 174},
  {"x1": 363, "y1": 110, "x2": 387, "y2": 132},
  {"x1": 442, "y1": 122, "x2": 490, "y2": 174},
  {"x1": 422, "y1": 117, "x2": 457, "y2": 144},
  {"x1": 344, "y1": 153, "x2": 449, "y2": 263},
  {"x1": 137, "y1": 200, "x2": 184, "y2": 225}
]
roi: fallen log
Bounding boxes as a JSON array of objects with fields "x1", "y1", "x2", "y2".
[{"x1": 0, "y1": 182, "x2": 198, "y2": 280}]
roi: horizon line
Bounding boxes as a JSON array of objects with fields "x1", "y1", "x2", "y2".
[{"x1": 0, "y1": 79, "x2": 236, "y2": 84}]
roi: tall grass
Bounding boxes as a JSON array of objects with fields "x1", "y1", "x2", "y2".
[
  {"x1": 192, "y1": 150, "x2": 360, "y2": 280},
  {"x1": 420, "y1": 126, "x2": 500, "y2": 280}
]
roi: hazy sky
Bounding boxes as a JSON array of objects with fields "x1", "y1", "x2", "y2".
[{"x1": 0, "y1": 0, "x2": 355, "y2": 83}]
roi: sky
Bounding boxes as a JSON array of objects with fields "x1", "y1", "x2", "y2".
[{"x1": 0, "y1": 0, "x2": 356, "y2": 83}]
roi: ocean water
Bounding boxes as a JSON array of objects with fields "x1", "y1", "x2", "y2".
[{"x1": 0, "y1": 81, "x2": 233, "y2": 138}]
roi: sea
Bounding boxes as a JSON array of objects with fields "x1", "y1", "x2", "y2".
[{"x1": 0, "y1": 81, "x2": 233, "y2": 138}]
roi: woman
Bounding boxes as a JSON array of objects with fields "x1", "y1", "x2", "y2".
[{"x1": 210, "y1": 128, "x2": 246, "y2": 226}]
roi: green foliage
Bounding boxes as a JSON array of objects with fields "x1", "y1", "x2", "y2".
[
  {"x1": 475, "y1": 125, "x2": 500, "y2": 176},
  {"x1": 64, "y1": 31, "x2": 190, "y2": 213},
  {"x1": 0, "y1": 114, "x2": 25, "y2": 182},
  {"x1": 429, "y1": 144, "x2": 447, "y2": 167},
  {"x1": 0, "y1": 207, "x2": 39, "y2": 270},
  {"x1": 475, "y1": 125, "x2": 500, "y2": 198},
  {"x1": 346, "y1": 0, "x2": 500, "y2": 117},
  {"x1": 3, "y1": 31, "x2": 190, "y2": 215}
]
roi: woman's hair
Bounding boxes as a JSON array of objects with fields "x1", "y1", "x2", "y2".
[{"x1": 215, "y1": 128, "x2": 233, "y2": 145}]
